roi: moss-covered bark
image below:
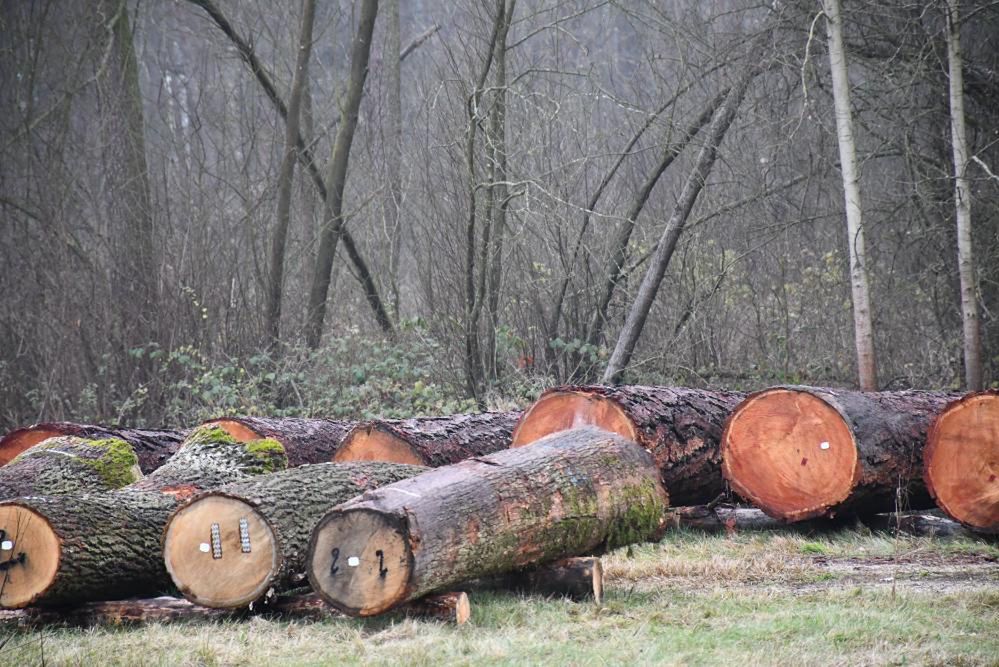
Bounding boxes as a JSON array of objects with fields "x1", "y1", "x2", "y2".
[
  {"x1": 0, "y1": 437, "x2": 140, "y2": 499},
  {"x1": 0, "y1": 423, "x2": 183, "y2": 472}
]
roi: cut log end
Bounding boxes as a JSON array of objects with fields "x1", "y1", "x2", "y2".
[
  {"x1": 308, "y1": 508, "x2": 412, "y2": 617},
  {"x1": 0, "y1": 504, "x2": 60, "y2": 609},
  {"x1": 510, "y1": 391, "x2": 637, "y2": 446},
  {"x1": 925, "y1": 392, "x2": 999, "y2": 532},
  {"x1": 0, "y1": 428, "x2": 63, "y2": 466},
  {"x1": 722, "y1": 388, "x2": 858, "y2": 521},
  {"x1": 333, "y1": 427, "x2": 425, "y2": 465},
  {"x1": 210, "y1": 419, "x2": 264, "y2": 444},
  {"x1": 163, "y1": 495, "x2": 279, "y2": 608}
]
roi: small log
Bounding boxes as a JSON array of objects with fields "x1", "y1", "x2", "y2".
[
  {"x1": 308, "y1": 427, "x2": 668, "y2": 617},
  {"x1": 721, "y1": 386, "x2": 955, "y2": 522},
  {"x1": 861, "y1": 511, "x2": 977, "y2": 539},
  {"x1": 164, "y1": 462, "x2": 427, "y2": 608},
  {"x1": 334, "y1": 411, "x2": 521, "y2": 466},
  {"x1": 0, "y1": 422, "x2": 183, "y2": 473},
  {"x1": 0, "y1": 425, "x2": 287, "y2": 609},
  {"x1": 664, "y1": 506, "x2": 846, "y2": 534},
  {"x1": 206, "y1": 416, "x2": 356, "y2": 466},
  {"x1": 511, "y1": 385, "x2": 745, "y2": 505},
  {"x1": 473, "y1": 557, "x2": 603, "y2": 603},
  {"x1": 923, "y1": 390, "x2": 999, "y2": 533},
  {"x1": 0, "y1": 436, "x2": 141, "y2": 499}
]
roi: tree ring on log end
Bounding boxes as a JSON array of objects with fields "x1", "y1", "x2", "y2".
[
  {"x1": 333, "y1": 427, "x2": 425, "y2": 465},
  {"x1": 0, "y1": 504, "x2": 60, "y2": 609},
  {"x1": 0, "y1": 428, "x2": 63, "y2": 466},
  {"x1": 510, "y1": 391, "x2": 638, "y2": 446},
  {"x1": 308, "y1": 509, "x2": 411, "y2": 616},
  {"x1": 925, "y1": 392, "x2": 999, "y2": 532},
  {"x1": 164, "y1": 495, "x2": 278, "y2": 608},
  {"x1": 209, "y1": 419, "x2": 263, "y2": 444},
  {"x1": 721, "y1": 388, "x2": 858, "y2": 521}
]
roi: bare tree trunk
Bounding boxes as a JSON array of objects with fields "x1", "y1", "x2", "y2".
[
  {"x1": 266, "y1": 0, "x2": 316, "y2": 349},
  {"x1": 305, "y1": 0, "x2": 381, "y2": 349},
  {"x1": 385, "y1": 0, "x2": 403, "y2": 319},
  {"x1": 823, "y1": 0, "x2": 878, "y2": 390},
  {"x1": 602, "y1": 68, "x2": 756, "y2": 384},
  {"x1": 945, "y1": 0, "x2": 982, "y2": 391}
]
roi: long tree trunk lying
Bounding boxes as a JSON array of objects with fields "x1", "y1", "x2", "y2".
[
  {"x1": 308, "y1": 428, "x2": 668, "y2": 617},
  {"x1": 205, "y1": 416, "x2": 355, "y2": 466},
  {"x1": 164, "y1": 462, "x2": 427, "y2": 608},
  {"x1": 511, "y1": 385, "x2": 744, "y2": 505},
  {"x1": 721, "y1": 386, "x2": 955, "y2": 522},
  {"x1": 0, "y1": 422, "x2": 183, "y2": 472},
  {"x1": 0, "y1": 426, "x2": 287, "y2": 609},
  {"x1": 334, "y1": 411, "x2": 521, "y2": 466},
  {"x1": 0, "y1": 436, "x2": 141, "y2": 499},
  {"x1": 472, "y1": 557, "x2": 603, "y2": 603},
  {"x1": 924, "y1": 390, "x2": 999, "y2": 532},
  {"x1": 664, "y1": 506, "x2": 849, "y2": 534}
]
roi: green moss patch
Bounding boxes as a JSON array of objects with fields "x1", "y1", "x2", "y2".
[
  {"x1": 81, "y1": 438, "x2": 142, "y2": 488},
  {"x1": 243, "y1": 438, "x2": 288, "y2": 474}
]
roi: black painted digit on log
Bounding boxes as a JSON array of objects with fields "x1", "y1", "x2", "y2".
[
  {"x1": 329, "y1": 547, "x2": 340, "y2": 576},
  {"x1": 376, "y1": 549, "x2": 388, "y2": 578}
]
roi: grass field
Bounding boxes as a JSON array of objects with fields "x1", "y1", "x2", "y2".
[{"x1": 3, "y1": 528, "x2": 998, "y2": 666}]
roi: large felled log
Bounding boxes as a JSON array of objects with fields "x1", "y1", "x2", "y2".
[
  {"x1": 164, "y1": 462, "x2": 427, "y2": 608},
  {"x1": 721, "y1": 386, "x2": 954, "y2": 522},
  {"x1": 206, "y1": 416, "x2": 355, "y2": 466},
  {"x1": 511, "y1": 385, "x2": 745, "y2": 505},
  {"x1": 0, "y1": 422, "x2": 183, "y2": 472},
  {"x1": 333, "y1": 411, "x2": 521, "y2": 466},
  {"x1": 307, "y1": 427, "x2": 668, "y2": 617},
  {"x1": 924, "y1": 390, "x2": 999, "y2": 532},
  {"x1": 0, "y1": 426, "x2": 287, "y2": 609},
  {"x1": 0, "y1": 436, "x2": 141, "y2": 499}
]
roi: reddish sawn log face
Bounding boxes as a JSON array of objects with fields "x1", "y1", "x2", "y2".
[
  {"x1": 0, "y1": 423, "x2": 183, "y2": 473},
  {"x1": 924, "y1": 390, "x2": 999, "y2": 533},
  {"x1": 511, "y1": 385, "x2": 745, "y2": 505},
  {"x1": 206, "y1": 416, "x2": 355, "y2": 466},
  {"x1": 334, "y1": 411, "x2": 521, "y2": 466},
  {"x1": 721, "y1": 386, "x2": 955, "y2": 522}
]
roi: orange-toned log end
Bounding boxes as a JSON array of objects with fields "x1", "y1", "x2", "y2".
[
  {"x1": 510, "y1": 391, "x2": 638, "y2": 446},
  {"x1": 0, "y1": 504, "x2": 60, "y2": 609},
  {"x1": 333, "y1": 426, "x2": 425, "y2": 466},
  {"x1": 208, "y1": 419, "x2": 264, "y2": 444},
  {"x1": 0, "y1": 428, "x2": 64, "y2": 466},
  {"x1": 163, "y1": 495, "x2": 279, "y2": 608},
  {"x1": 721, "y1": 388, "x2": 859, "y2": 522},
  {"x1": 925, "y1": 392, "x2": 999, "y2": 533}
]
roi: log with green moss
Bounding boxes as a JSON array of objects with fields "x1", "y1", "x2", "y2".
[
  {"x1": 307, "y1": 427, "x2": 669, "y2": 617},
  {"x1": 0, "y1": 423, "x2": 183, "y2": 473},
  {"x1": 0, "y1": 426, "x2": 287, "y2": 609},
  {"x1": 205, "y1": 416, "x2": 356, "y2": 466},
  {"x1": 0, "y1": 436, "x2": 142, "y2": 500},
  {"x1": 164, "y1": 462, "x2": 427, "y2": 608}
]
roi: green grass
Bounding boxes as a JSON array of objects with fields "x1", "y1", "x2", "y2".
[{"x1": 4, "y1": 529, "x2": 998, "y2": 666}]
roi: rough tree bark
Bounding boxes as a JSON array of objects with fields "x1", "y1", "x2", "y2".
[
  {"x1": 334, "y1": 411, "x2": 521, "y2": 466},
  {"x1": 0, "y1": 422, "x2": 183, "y2": 472},
  {"x1": 511, "y1": 384, "x2": 744, "y2": 505},
  {"x1": 822, "y1": 0, "x2": 878, "y2": 390},
  {"x1": 0, "y1": 436, "x2": 141, "y2": 499},
  {"x1": 721, "y1": 386, "x2": 955, "y2": 522},
  {"x1": 305, "y1": 0, "x2": 382, "y2": 348},
  {"x1": 0, "y1": 426, "x2": 287, "y2": 609},
  {"x1": 266, "y1": 0, "x2": 317, "y2": 348},
  {"x1": 601, "y1": 63, "x2": 758, "y2": 384},
  {"x1": 308, "y1": 428, "x2": 668, "y2": 616},
  {"x1": 923, "y1": 390, "x2": 999, "y2": 532},
  {"x1": 164, "y1": 462, "x2": 426, "y2": 608},
  {"x1": 205, "y1": 416, "x2": 356, "y2": 466},
  {"x1": 945, "y1": 0, "x2": 983, "y2": 392},
  {"x1": 385, "y1": 0, "x2": 403, "y2": 316}
]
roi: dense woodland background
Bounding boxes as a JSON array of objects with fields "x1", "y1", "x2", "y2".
[{"x1": 1, "y1": 0, "x2": 997, "y2": 431}]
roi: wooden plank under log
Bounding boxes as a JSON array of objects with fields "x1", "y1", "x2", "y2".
[
  {"x1": 0, "y1": 422, "x2": 183, "y2": 473},
  {"x1": 721, "y1": 386, "x2": 955, "y2": 522},
  {"x1": 0, "y1": 425, "x2": 287, "y2": 609},
  {"x1": 0, "y1": 436, "x2": 141, "y2": 499},
  {"x1": 164, "y1": 462, "x2": 427, "y2": 608},
  {"x1": 308, "y1": 427, "x2": 668, "y2": 617},
  {"x1": 205, "y1": 416, "x2": 356, "y2": 466},
  {"x1": 333, "y1": 411, "x2": 521, "y2": 466},
  {"x1": 511, "y1": 385, "x2": 745, "y2": 505},
  {"x1": 923, "y1": 390, "x2": 999, "y2": 533}
]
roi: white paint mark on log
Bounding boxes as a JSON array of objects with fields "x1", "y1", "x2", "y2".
[
  {"x1": 347, "y1": 556, "x2": 360, "y2": 567},
  {"x1": 1, "y1": 540, "x2": 12, "y2": 550},
  {"x1": 820, "y1": 441, "x2": 830, "y2": 450},
  {"x1": 199, "y1": 543, "x2": 210, "y2": 553}
]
